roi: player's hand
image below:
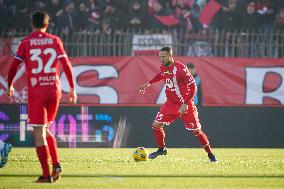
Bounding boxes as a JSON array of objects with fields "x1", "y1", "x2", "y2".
[
  {"x1": 69, "y1": 88, "x2": 77, "y2": 104},
  {"x1": 178, "y1": 103, "x2": 188, "y2": 115},
  {"x1": 6, "y1": 86, "x2": 14, "y2": 97},
  {"x1": 138, "y1": 82, "x2": 151, "y2": 94}
]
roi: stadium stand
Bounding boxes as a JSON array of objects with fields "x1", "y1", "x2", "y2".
[{"x1": 0, "y1": 0, "x2": 284, "y2": 57}]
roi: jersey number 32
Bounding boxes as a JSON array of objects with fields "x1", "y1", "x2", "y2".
[{"x1": 30, "y1": 48, "x2": 57, "y2": 74}]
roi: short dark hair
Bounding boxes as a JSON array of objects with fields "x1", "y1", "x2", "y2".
[
  {"x1": 31, "y1": 11, "x2": 49, "y2": 29},
  {"x1": 160, "y1": 46, "x2": 172, "y2": 53}
]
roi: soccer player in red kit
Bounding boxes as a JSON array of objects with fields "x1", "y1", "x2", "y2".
[
  {"x1": 139, "y1": 47, "x2": 218, "y2": 162},
  {"x1": 6, "y1": 11, "x2": 77, "y2": 183}
]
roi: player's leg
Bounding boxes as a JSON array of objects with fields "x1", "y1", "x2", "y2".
[
  {"x1": 33, "y1": 126, "x2": 53, "y2": 182},
  {"x1": 46, "y1": 98, "x2": 60, "y2": 166},
  {"x1": 152, "y1": 121, "x2": 166, "y2": 149},
  {"x1": 192, "y1": 129, "x2": 217, "y2": 162},
  {"x1": 182, "y1": 109, "x2": 218, "y2": 162},
  {"x1": 0, "y1": 140, "x2": 12, "y2": 168},
  {"x1": 149, "y1": 102, "x2": 177, "y2": 159},
  {"x1": 28, "y1": 100, "x2": 53, "y2": 183},
  {"x1": 46, "y1": 98, "x2": 62, "y2": 181},
  {"x1": 191, "y1": 126, "x2": 218, "y2": 162},
  {"x1": 46, "y1": 128, "x2": 59, "y2": 167},
  {"x1": 46, "y1": 128, "x2": 62, "y2": 181},
  {"x1": 149, "y1": 121, "x2": 168, "y2": 159}
]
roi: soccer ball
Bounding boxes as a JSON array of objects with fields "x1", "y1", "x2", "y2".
[{"x1": 133, "y1": 147, "x2": 148, "y2": 161}]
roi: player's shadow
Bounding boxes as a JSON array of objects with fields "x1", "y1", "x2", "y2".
[{"x1": 1, "y1": 174, "x2": 284, "y2": 178}]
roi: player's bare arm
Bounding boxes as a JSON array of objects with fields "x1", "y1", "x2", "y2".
[{"x1": 138, "y1": 82, "x2": 151, "y2": 94}]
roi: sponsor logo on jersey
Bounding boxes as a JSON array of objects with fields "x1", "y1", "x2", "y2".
[
  {"x1": 163, "y1": 71, "x2": 172, "y2": 75},
  {"x1": 165, "y1": 78, "x2": 173, "y2": 88},
  {"x1": 30, "y1": 77, "x2": 37, "y2": 87}
]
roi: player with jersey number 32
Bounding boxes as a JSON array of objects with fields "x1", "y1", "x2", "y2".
[
  {"x1": 138, "y1": 47, "x2": 218, "y2": 163},
  {"x1": 7, "y1": 11, "x2": 77, "y2": 183}
]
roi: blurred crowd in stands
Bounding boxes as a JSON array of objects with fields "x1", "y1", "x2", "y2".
[{"x1": 1, "y1": 0, "x2": 284, "y2": 33}]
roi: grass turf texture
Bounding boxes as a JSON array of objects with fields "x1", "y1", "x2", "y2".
[{"x1": 0, "y1": 148, "x2": 284, "y2": 189}]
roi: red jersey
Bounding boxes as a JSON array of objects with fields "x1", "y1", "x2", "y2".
[
  {"x1": 149, "y1": 60, "x2": 196, "y2": 105},
  {"x1": 8, "y1": 31, "x2": 74, "y2": 99}
]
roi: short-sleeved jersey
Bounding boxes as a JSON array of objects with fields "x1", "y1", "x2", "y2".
[
  {"x1": 15, "y1": 31, "x2": 67, "y2": 99},
  {"x1": 150, "y1": 60, "x2": 196, "y2": 105}
]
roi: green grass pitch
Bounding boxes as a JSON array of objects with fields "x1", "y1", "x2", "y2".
[{"x1": 0, "y1": 148, "x2": 284, "y2": 189}]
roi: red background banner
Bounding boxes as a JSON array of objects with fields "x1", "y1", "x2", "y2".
[{"x1": 0, "y1": 56, "x2": 283, "y2": 105}]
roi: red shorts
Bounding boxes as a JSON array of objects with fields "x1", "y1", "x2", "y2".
[
  {"x1": 27, "y1": 97, "x2": 60, "y2": 127},
  {"x1": 154, "y1": 101, "x2": 201, "y2": 130}
]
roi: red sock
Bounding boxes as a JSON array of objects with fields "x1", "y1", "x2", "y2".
[
  {"x1": 193, "y1": 130, "x2": 212, "y2": 154},
  {"x1": 46, "y1": 135, "x2": 59, "y2": 166},
  {"x1": 152, "y1": 126, "x2": 165, "y2": 148},
  {"x1": 36, "y1": 145, "x2": 50, "y2": 177}
]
